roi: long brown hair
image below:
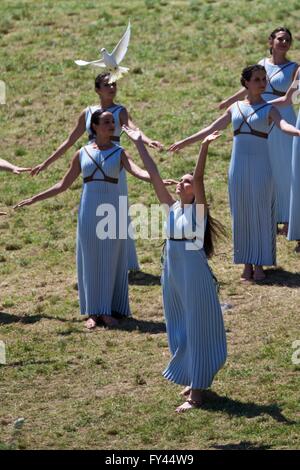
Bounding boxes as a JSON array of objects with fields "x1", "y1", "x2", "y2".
[
  {"x1": 189, "y1": 172, "x2": 226, "y2": 257},
  {"x1": 204, "y1": 208, "x2": 226, "y2": 259}
]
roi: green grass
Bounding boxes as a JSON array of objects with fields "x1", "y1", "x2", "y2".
[{"x1": 0, "y1": 0, "x2": 300, "y2": 450}]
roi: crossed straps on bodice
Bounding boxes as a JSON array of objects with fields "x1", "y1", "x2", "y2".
[
  {"x1": 83, "y1": 146, "x2": 120, "y2": 184},
  {"x1": 87, "y1": 105, "x2": 124, "y2": 142},
  {"x1": 234, "y1": 102, "x2": 270, "y2": 139},
  {"x1": 263, "y1": 61, "x2": 296, "y2": 97}
]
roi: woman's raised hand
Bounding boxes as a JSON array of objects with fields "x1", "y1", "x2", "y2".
[
  {"x1": 202, "y1": 131, "x2": 221, "y2": 145},
  {"x1": 122, "y1": 125, "x2": 143, "y2": 142},
  {"x1": 13, "y1": 198, "x2": 35, "y2": 209}
]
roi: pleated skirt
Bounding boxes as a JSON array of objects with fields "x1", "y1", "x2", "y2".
[
  {"x1": 118, "y1": 169, "x2": 140, "y2": 271},
  {"x1": 162, "y1": 241, "x2": 227, "y2": 389},
  {"x1": 77, "y1": 182, "x2": 130, "y2": 317},
  {"x1": 267, "y1": 105, "x2": 296, "y2": 223},
  {"x1": 288, "y1": 112, "x2": 300, "y2": 241},
  {"x1": 229, "y1": 135, "x2": 277, "y2": 266}
]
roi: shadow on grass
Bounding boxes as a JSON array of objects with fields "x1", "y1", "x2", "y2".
[
  {"x1": 202, "y1": 391, "x2": 296, "y2": 425},
  {"x1": 0, "y1": 311, "x2": 82, "y2": 325},
  {"x1": 112, "y1": 316, "x2": 166, "y2": 334},
  {"x1": 259, "y1": 268, "x2": 300, "y2": 288},
  {"x1": 129, "y1": 271, "x2": 161, "y2": 286},
  {"x1": 0, "y1": 311, "x2": 166, "y2": 334},
  {"x1": 211, "y1": 441, "x2": 272, "y2": 450}
]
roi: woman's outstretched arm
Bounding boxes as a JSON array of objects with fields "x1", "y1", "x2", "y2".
[
  {"x1": 270, "y1": 106, "x2": 300, "y2": 136},
  {"x1": 0, "y1": 158, "x2": 31, "y2": 174},
  {"x1": 14, "y1": 151, "x2": 81, "y2": 208},
  {"x1": 219, "y1": 87, "x2": 247, "y2": 110},
  {"x1": 122, "y1": 126, "x2": 175, "y2": 207},
  {"x1": 193, "y1": 132, "x2": 221, "y2": 209},
  {"x1": 121, "y1": 153, "x2": 177, "y2": 188},
  {"x1": 168, "y1": 108, "x2": 231, "y2": 152},
  {"x1": 121, "y1": 152, "x2": 151, "y2": 182},
  {"x1": 120, "y1": 108, "x2": 164, "y2": 150},
  {"x1": 31, "y1": 110, "x2": 86, "y2": 176}
]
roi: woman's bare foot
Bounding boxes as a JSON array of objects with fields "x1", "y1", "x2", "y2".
[
  {"x1": 180, "y1": 386, "x2": 191, "y2": 397},
  {"x1": 240, "y1": 264, "x2": 253, "y2": 281},
  {"x1": 86, "y1": 316, "x2": 97, "y2": 330},
  {"x1": 176, "y1": 389, "x2": 203, "y2": 413},
  {"x1": 99, "y1": 315, "x2": 119, "y2": 327},
  {"x1": 253, "y1": 266, "x2": 266, "y2": 281},
  {"x1": 176, "y1": 398, "x2": 202, "y2": 413},
  {"x1": 294, "y1": 242, "x2": 300, "y2": 253}
]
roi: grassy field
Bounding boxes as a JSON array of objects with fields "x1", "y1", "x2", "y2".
[{"x1": 0, "y1": 0, "x2": 299, "y2": 450}]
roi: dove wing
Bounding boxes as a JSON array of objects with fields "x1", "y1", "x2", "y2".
[
  {"x1": 111, "y1": 21, "x2": 131, "y2": 65},
  {"x1": 75, "y1": 59, "x2": 105, "y2": 67}
]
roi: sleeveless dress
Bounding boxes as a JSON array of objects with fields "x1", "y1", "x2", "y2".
[
  {"x1": 288, "y1": 73, "x2": 300, "y2": 241},
  {"x1": 229, "y1": 101, "x2": 276, "y2": 266},
  {"x1": 77, "y1": 143, "x2": 130, "y2": 317},
  {"x1": 259, "y1": 59, "x2": 297, "y2": 223},
  {"x1": 85, "y1": 104, "x2": 140, "y2": 271},
  {"x1": 161, "y1": 201, "x2": 227, "y2": 389}
]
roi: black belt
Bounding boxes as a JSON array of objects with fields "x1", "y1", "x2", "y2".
[
  {"x1": 168, "y1": 237, "x2": 196, "y2": 241},
  {"x1": 83, "y1": 176, "x2": 118, "y2": 184},
  {"x1": 234, "y1": 130, "x2": 268, "y2": 139}
]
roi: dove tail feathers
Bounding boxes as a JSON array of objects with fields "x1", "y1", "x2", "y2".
[{"x1": 108, "y1": 67, "x2": 129, "y2": 83}]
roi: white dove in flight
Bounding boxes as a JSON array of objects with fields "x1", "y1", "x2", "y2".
[{"x1": 75, "y1": 22, "x2": 131, "y2": 83}]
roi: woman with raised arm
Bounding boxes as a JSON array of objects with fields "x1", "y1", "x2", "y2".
[
  {"x1": 169, "y1": 65, "x2": 300, "y2": 281},
  {"x1": 219, "y1": 28, "x2": 298, "y2": 235},
  {"x1": 266, "y1": 66, "x2": 300, "y2": 253},
  {"x1": 124, "y1": 124, "x2": 227, "y2": 413},
  {"x1": 31, "y1": 72, "x2": 163, "y2": 271},
  {"x1": 15, "y1": 109, "x2": 167, "y2": 330},
  {"x1": 0, "y1": 159, "x2": 31, "y2": 215}
]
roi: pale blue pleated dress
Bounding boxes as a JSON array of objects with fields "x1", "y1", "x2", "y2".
[
  {"x1": 77, "y1": 143, "x2": 130, "y2": 317},
  {"x1": 229, "y1": 102, "x2": 276, "y2": 266},
  {"x1": 85, "y1": 104, "x2": 140, "y2": 271},
  {"x1": 162, "y1": 202, "x2": 227, "y2": 389},
  {"x1": 288, "y1": 91, "x2": 300, "y2": 241},
  {"x1": 259, "y1": 59, "x2": 297, "y2": 223}
]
